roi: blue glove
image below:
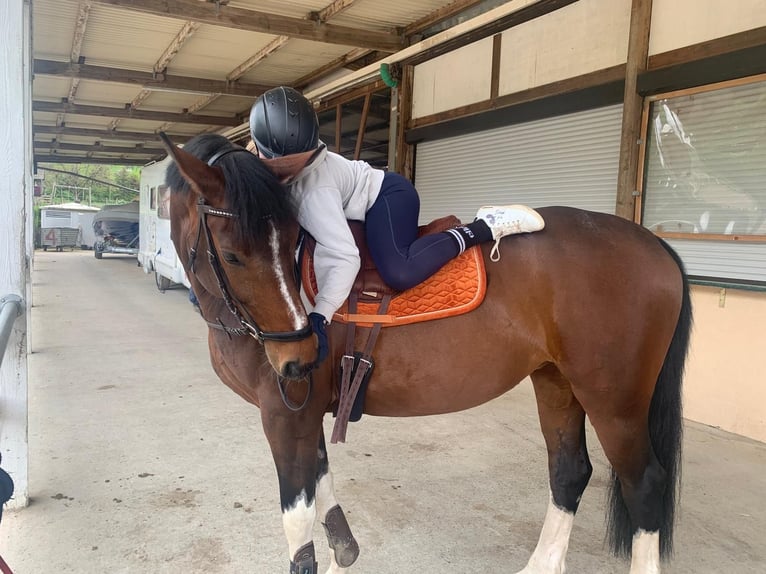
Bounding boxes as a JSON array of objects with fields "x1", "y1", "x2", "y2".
[{"x1": 309, "y1": 312, "x2": 329, "y2": 365}]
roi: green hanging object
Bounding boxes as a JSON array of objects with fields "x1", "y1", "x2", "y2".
[{"x1": 380, "y1": 63, "x2": 398, "y2": 88}]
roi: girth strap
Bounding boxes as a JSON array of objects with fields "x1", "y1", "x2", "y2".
[{"x1": 331, "y1": 292, "x2": 391, "y2": 444}]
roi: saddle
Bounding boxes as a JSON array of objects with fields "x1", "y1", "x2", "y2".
[
  {"x1": 300, "y1": 216, "x2": 486, "y2": 327},
  {"x1": 299, "y1": 216, "x2": 487, "y2": 444}
]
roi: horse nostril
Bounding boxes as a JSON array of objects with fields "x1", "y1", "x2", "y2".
[{"x1": 282, "y1": 360, "x2": 307, "y2": 380}]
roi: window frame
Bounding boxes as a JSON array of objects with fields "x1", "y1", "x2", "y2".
[{"x1": 635, "y1": 73, "x2": 766, "y2": 244}]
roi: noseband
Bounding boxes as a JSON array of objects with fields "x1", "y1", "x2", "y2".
[{"x1": 188, "y1": 147, "x2": 313, "y2": 344}]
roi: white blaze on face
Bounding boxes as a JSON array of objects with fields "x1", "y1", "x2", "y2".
[
  {"x1": 518, "y1": 494, "x2": 575, "y2": 574},
  {"x1": 269, "y1": 222, "x2": 306, "y2": 330},
  {"x1": 629, "y1": 530, "x2": 661, "y2": 574},
  {"x1": 282, "y1": 490, "x2": 316, "y2": 557}
]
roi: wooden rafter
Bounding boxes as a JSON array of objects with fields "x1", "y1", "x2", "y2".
[
  {"x1": 90, "y1": 0, "x2": 405, "y2": 51},
  {"x1": 33, "y1": 60, "x2": 271, "y2": 97},
  {"x1": 227, "y1": 36, "x2": 291, "y2": 82},
  {"x1": 32, "y1": 101, "x2": 242, "y2": 126},
  {"x1": 35, "y1": 154, "x2": 155, "y2": 165},
  {"x1": 34, "y1": 125, "x2": 185, "y2": 143},
  {"x1": 155, "y1": 20, "x2": 200, "y2": 73},
  {"x1": 35, "y1": 142, "x2": 161, "y2": 155},
  {"x1": 111, "y1": 20, "x2": 201, "y2": 131},
  {"x1": 60, "y1": 0, "x2": 93, "y2": 126}
]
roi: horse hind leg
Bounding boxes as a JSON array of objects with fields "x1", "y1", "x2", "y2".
[
  {"x1": 316, "y1": 430, "x2": 360, "y2": 573},
  {"x1": 518, "y1": 364, "x2": 593, "y2": 574}
]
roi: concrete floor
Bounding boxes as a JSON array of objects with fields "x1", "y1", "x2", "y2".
[{"x1": 1, "y1": 249, "x2": 765, "y2": 573}]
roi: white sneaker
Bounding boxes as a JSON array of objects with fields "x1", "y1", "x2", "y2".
[{"x1": 475, "y1": 205, "x2": 545, "y2": 261}]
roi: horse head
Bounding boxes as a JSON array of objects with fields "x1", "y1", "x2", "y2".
[{"x1": 160, "y1": 133, "x2": 317, "y2": 380}]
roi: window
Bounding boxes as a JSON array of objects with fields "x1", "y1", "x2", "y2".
[
  {"x1": 157, "y1": 185, "x2": 171, "y2": 220},
  {"x1": 639, "y1": 76, "x2": 766, "y2": 285}
]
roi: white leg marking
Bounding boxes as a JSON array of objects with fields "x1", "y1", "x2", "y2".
[
  {"x1": 282, "y1": 490, "x2": 316, "y2": 558},
  {"x1": 517, "y1": 494, "x2": 574, "y2": 574},
  {"x1": 629, "y1": 530, "x2": 661, "y2": 574},
  {"x1": 317, "y1": 471, "x2": 351, "y2": 574},
  {"x1": 269, "y1": 222, "x2": 306, "y2": 330},
  {"x1": 316, "y1": 469, "x2": 339, "y2": 519}
]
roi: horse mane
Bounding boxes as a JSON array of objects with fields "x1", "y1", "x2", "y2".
[{"x1": 165, "y1": 133, "x2": 296, "y2": 250}]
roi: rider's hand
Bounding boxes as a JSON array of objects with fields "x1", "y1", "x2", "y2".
[{"x1": 309, "y1": 313, "x2": 329, "y2": 365}]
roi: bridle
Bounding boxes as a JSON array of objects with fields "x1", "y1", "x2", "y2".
[{"x1": 188, "y1": 147, "x2": 313, "y2": 345}]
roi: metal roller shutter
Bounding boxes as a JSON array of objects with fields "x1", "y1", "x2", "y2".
[{"x1": 413, "y1": 104, "x2": 624, "y2": 224}]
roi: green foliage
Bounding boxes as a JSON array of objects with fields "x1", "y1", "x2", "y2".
[{"x1": 37, "y1": 163, "x2": 140, "y2": 207}]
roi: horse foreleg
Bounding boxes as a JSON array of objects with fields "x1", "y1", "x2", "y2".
[
  {"x1": 262, "y1": 409, "x2": 322, "y2": 574},
  {"x1": 315, "y1": 430, "x2": 359, "y2": 573},
  {"x1": 519, "y1": 366, "x2": 593, "y2": 574}
]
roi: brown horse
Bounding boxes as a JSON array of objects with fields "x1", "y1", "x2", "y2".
[{"x1": 160, "y1": 133, "x2": 691, "y2": 574}]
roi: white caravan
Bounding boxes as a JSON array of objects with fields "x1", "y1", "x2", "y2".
[
  {"x1": 40, "y1": 202, "x2": 100, "y2": 250},
  {"x1": 138, "y1": 157, "x2": 191, "y2": 291}
]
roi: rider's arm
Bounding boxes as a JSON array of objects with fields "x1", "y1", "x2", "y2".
[{"x1": 296, "y1": 186, "x2": 360, "y2": 322}]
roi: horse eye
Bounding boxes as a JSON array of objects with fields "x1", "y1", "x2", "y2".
[{"x1": 222, "y1": 252, "x2": 242, "y2": 265}]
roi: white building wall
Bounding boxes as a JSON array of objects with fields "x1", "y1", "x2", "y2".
[
  {"x1": 412, "y1": 37, "x2": 494, "y2": 119},
  {"x1": 0, "y1": 0, "x2": 32, "y2": 509},
  {"x1": 412, "y1": 0, "x2": 633, "y2": 119},
  {"x1": 498, "y1": 0, "x2": 630, "y2": 96},
  {"x1": 649, "y1": 0, "x2": 766, "y2": 55}
]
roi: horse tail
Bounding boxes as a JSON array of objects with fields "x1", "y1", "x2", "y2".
[{"x1": 607, "y1": 239, "x2": 692, "y2": 559}]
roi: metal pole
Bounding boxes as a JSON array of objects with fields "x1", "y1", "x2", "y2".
[{"x1": 0, "y1": 295, "x2": 23, "y2": 372}]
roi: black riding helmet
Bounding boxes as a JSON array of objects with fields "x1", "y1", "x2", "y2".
[{"x1": 249, "y1": 86, "x2": 319, "y2": 159}]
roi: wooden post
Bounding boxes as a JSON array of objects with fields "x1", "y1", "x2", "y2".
[
  {"x1": 615, "y1": 0, "x2": 653, "y2": 220},
  {"x1": 0, "y1": 0, "x2": 31, "y2": 509},
  {"x1": 354, "y1": 93, "x2": 371, "y2": 160},
  {"x1": 335, "y1": 103, "x2": 343, "y2": 153},
  {"x1": 394, "y1": 65, "x2": 415, "y2": 179}
]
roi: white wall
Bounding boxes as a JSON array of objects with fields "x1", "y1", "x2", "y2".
[
  {"x1": 412, "y1": 0, "x2": 632, "y2": 119},
  {"x1": 498, "y1": 0, "x2": 630, "y2": 96},
  {"x1": 0, "y1": 0, "x2": 32, "y2": 509},
  {"x1": 650, "y1": 0, "x2": 766, "y2": 55},
  {"x1": 412, "y1": 37, "x2": 494, "y2": 119}
]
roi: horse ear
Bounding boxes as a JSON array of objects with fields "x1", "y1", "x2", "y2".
[{"x1": 158, "y1": 132, "x2": 225, "y2": 204}]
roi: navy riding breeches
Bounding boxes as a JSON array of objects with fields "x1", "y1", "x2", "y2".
[{"x1": 364, "y1": 172, "x2": 459, "y2": 291}]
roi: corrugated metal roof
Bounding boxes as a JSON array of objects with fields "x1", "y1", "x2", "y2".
[
  {"x1": 31, "y1": 0, "x2": 490, "y2": 165},
  {"x1": 32, "y1": 76, "x2": 73, "y2": 100},
  {"x1": 168, "y1": 26, "x2": 277, "y2": 81},
  {"x1": 80, "y1": 5, "x2": 188, "y2": 72},
  {"x1": 240, "y1": 39, "x2": 352, "y2": 85},
  {"x1": 33, "y1": 0, "x2": 80, "y2": 60},
  {"x1": 73, "y1": 81, "x2": 146, "y2": 107},
  {"x1": 333, "y1": 0, "x2": 449, "y2": 30}
]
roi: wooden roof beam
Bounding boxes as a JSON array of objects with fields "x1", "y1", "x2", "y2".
[
  {"x1": 35, "y1": 154, "x2": 155, "y2": 165},
  {"x1": 91, "y1": 0, "x2": 405, "y2": 51},
  {"x1": 34, "y1": 60, "x2": 272, "y2": 97},
  {"x1": 35, "y1": 142, "x2": 161, "y2": 155},
  {"x1": 33, "y1": 125, "x2": 185, "y2": 143},
  {"x1": 33, "y1": 100, "x2": 242, "y2": 126}
]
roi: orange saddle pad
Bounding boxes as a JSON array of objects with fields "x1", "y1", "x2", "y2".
[{"x1": 300, "y1": 218, "x2": 487, "y2": 327}]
